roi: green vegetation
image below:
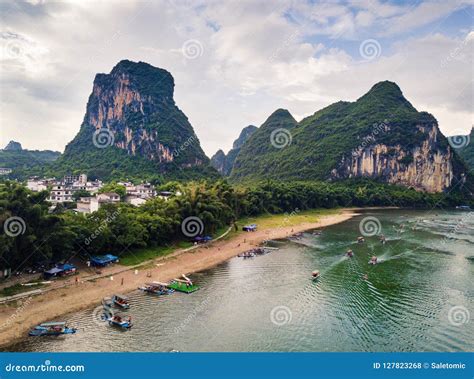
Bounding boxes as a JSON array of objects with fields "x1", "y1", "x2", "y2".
[
  {"x1": 0, "y1": 149, "x2": 60, "y2": 180},
  {"x1": 119, "y1": 242, "x2": 191, "y2": 266},
  {"x1": 457, "y1": 128, "x2": 474, "y2": 172},
  {"x1": 98, "y1": 183, "x2": 127, "y2": 198},
  {"x1": 0, "y1": 282, "x2": 44, "y2": 297},
  {"x1": 230, "y1": 82, "x2": 468, "y2": 187},
  {"x1": 211, "y1": 125, "x2": 258, "y2": 175},
  {"x1": 1, "y1": 178, "x2": 472, "y2": 271},
  {"x1": 72, "y1": 189, "x2": 91, "y2": 201}
]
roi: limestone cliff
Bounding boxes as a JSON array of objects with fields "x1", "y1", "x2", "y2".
[
  {"x1": 59, "y1": 60, "x2": 214, "y2": 180},
  {"x1": 332, "y1": 124, "x2": 455, "y2": 192}
]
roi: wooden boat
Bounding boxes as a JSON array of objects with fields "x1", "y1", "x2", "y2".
[
  {"x1": 29, "y1": 321, "x2": 76, "y2": 337},
  {"x1": 107, "y1": 313, "x2": 132, "y2": 329},
  {"x1": 139, "y1": 282, "x2": 174, "y2": 296},
  {"x1": 112, "y1": 294, "x2": 130, "y2": 309},
  {"x1": 311, "y1": 270, "x2": 320, "y2": 280}
]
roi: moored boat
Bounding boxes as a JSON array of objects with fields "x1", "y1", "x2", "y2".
[
  {"x1": 139, "y1": 282, "x2": 175, "y2": 296},
  {"x1": 29, "y1": 322, "x2": 76, "y2": 337},
  {"x1": 112, "y1": 294, "x2": 130, "y2": 309}
]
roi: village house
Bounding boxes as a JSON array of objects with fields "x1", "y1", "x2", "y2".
[{"x1": 25, "y1": 174, "x2": 103, "y2": 204}]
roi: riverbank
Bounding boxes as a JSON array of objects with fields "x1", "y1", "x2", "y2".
[{"x1": 0, "y1": 208, "x2": 357, "y2": 348}]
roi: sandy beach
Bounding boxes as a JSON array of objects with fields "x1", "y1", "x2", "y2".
[{"x1": 0, "y1": 210, "x2": 356, "y2": 348}]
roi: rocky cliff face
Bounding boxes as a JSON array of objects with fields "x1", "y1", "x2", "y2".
[
  {"x1": 82, "y1": 60, "x2": 204, "y2": 165},
  {"x1": 210, "y1": 149, "x2": 226, "y2": 174},
  {"x1": 332, "y1": 124, "x2": 454, "y2": 192},
  {"x1": 60, "y1": 60, "x2": 214, "y2": 180}
]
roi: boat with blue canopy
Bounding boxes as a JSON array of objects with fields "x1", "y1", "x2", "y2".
[
  {"x1": 139, "y1": 282, "x2": 174, "y2": 296},
  {"x1": 107, "y1": 313, "x2": 133, "y2": 329},
  {"x1": 111, "y1": 294, "x2": 130, "y2": 309},
  {"x1": 29, "y1": 321, "x2": 76, "y2": 337}
]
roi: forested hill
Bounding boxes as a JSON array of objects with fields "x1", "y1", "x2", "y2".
[
  {"x1": 0, "y1": 141, "x2": 60, "y2": 178},
  {"x1": 230, "y1": 81, "x2": 471, "y2": 194},
  {"x1": 53, "y1": 60, "x2": 217, "y2": 182}
]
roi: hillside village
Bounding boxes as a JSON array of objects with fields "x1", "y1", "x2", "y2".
[{"x1": 26, "y1": 174, "x2": 175, "y2": 213}]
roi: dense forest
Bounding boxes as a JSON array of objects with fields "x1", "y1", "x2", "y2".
[{"x1": 1, "y1": 178, "x2": 471, "y2": 271}]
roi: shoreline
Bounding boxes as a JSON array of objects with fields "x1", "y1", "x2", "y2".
[{"x1": 0, "y1": 209, "x2": 357, "y2": 349}]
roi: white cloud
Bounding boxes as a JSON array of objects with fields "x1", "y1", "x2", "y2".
[{"x1": 0, "y1": 0, "x2": 472, "y2": 157}]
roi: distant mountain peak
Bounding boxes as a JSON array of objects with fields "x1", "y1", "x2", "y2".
[
  {"x1": 210, "y1": 125, "x2": 259, "y2": 176},
  {"x1": 232, "y1": 125, "x2": 257, "y2": 149},
  {"x1": 4, "y1": 140, "x2": 22, "y2": 151},
  {"x1": 358, "y1": 80, "x2": 415, "y2": 111},
  {"x1": 267, "y1": 108, "x2": 295, "y2": 122}
]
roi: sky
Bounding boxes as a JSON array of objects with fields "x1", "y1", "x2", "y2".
[{"x1": 0, "y1": 0, "x2": 473, "y2": 157}]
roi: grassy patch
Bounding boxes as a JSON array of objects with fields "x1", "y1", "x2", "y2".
[
  {"x1": 0, "y1": 282, "x2": 44, "y2": 297},
  {"x1": 119, "y1": 241, "x2": 193, "y2": 266},
  {"x1": 236, "y1": 208, "x2": 339, "y2": 231}
]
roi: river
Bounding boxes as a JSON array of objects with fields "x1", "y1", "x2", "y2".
[{"x1": 8, "y1": 210, "x2": 474, "y2": 352}]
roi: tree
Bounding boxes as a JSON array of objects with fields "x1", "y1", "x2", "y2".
[
  {"x1": 98, "y1": 183, "x2": 127, "y2": 199},
  {"x1": 72, "y1": 189, "x2": 91, "y2": 201}
]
